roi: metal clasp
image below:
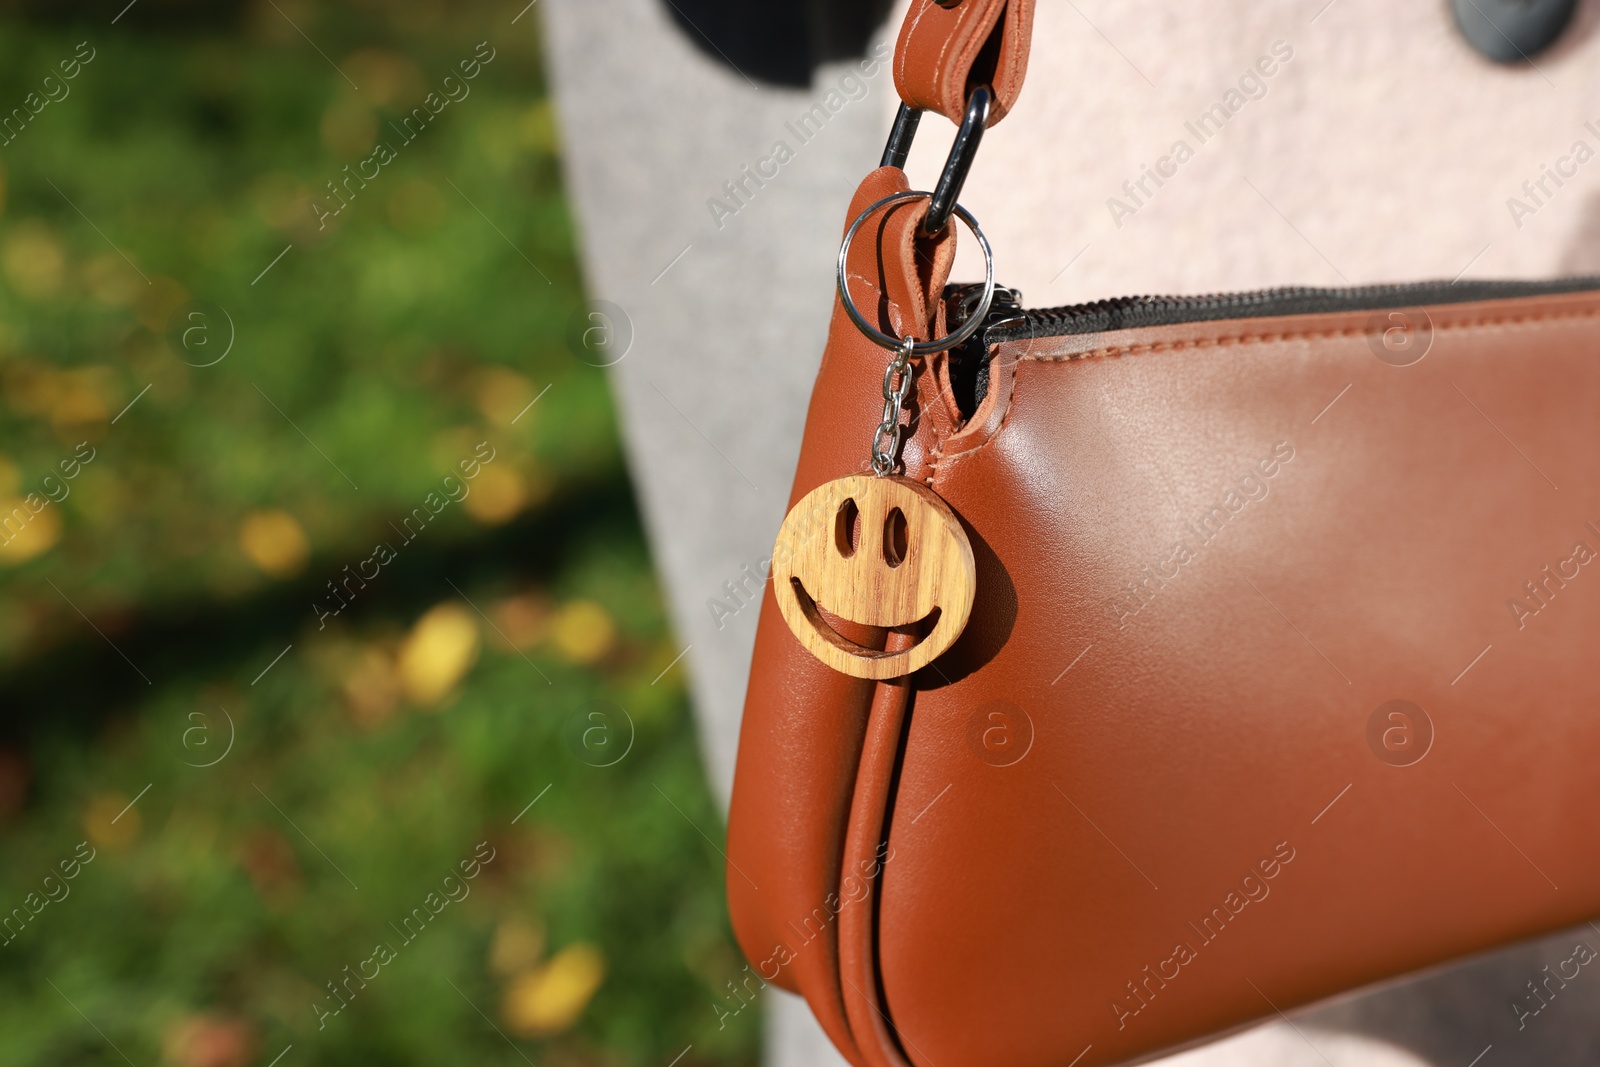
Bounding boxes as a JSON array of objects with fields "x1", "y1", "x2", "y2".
[{"x1": 879, "y1": 85, "x2": 992, "y2": 237}]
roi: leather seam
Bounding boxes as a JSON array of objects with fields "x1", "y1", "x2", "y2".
[
  {"x1": 993, "y1": 347, "x2": 1025, "y2": 443},
  {"x1": 991, "y1": 19, "x2": 1014, "y2": 119},
  {"x1": 922, "y1": 433, "x2": 947, "y2": 488},
  {"x1": 931, "y1": 346, "x2": 1023, "y2": 487},
  {"x1": 1013, "y1": 307, "x2": 1600, "y2": 364},
  {"x1": 947, "y1": 0, "x2": 1005, "y2": 119},
  {"x1": 939, "y1": 307, "x2": 1600, "y2": 474},
  {"x1": 896, "y1": 2, "x2": 930, "y2": 96},
  {"x1": 931, "y1": 7, "x2": 966, "y2": 119},
  {"x1": 899, "y1": 0, "x2": 1010, "y2": 123},
  {"x1": 995, "y1": 2, "x2": 1028, "y2": 119}
]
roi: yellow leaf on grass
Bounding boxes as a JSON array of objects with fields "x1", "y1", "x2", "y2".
[
  {"x1": 0, "y1": 498, "x2": 60, "y2": 565},
  {"x1": 502, "y1": 942, "x2": 605, "y2": 1036},
  {"x1": 549, "y1": 600, "x2": 615, "y2": 665},
  {"x1": 462, "y1": 464, "x2": 527, "y2": 525},
  {"x1": 475, "y1": 367, "x2": 536, "y2": 428},
  {"x1": 398, "y1": 603, "x2": 479, "y2": 705},
  {"x1": 1, "y1": 222, "x2": 64, "y2": 300},
  {"x1": 238, "y1": 510, "x2": 310, "y2": 578}
]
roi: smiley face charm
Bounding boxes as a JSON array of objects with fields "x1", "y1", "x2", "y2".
[{"x1": 772, "y1": 475, "x2": 976, "y2": 680}]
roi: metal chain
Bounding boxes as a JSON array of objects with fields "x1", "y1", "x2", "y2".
[{"x1": 871, "y1": 335, "x2": 917, "y2": 476}]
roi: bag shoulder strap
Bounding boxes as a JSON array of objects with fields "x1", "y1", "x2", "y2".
[{"x1": 893, "y1": 0, "x2": 1036, "y2": 127}]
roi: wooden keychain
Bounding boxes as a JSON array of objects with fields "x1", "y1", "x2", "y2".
[
  {"x1": 772, "y1": 464, "x2": 975, "y2": 680},
  {"x1": 770, "y1": 191, "x2": 993, "y2": 680}
]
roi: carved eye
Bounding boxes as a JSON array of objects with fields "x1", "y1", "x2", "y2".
[
  {"x1": 834, "y1": 498, "x2": 860, "y2": 557},
  {"x1": 883, "y1": 507, "x2": 908, "y2": 567}
]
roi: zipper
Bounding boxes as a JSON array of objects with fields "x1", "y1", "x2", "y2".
[
  {"x1": 952, "y1": 276, "x2": 1600, "y2": 345},
  {"x1": 941, "y1": 276, "x2": 1600, "y2": 417}
]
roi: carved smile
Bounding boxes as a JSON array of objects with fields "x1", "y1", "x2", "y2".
[
  {"x1": 770, "y1": 474, "x2": 975, "y2": 680},
  {"x1": 789, "y1": 578, "x2": 941, "y2": 662}
]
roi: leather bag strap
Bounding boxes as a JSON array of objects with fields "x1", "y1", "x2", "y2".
[{"x1": 893, "y1": 0, "x2": 1036, "y2": 126}]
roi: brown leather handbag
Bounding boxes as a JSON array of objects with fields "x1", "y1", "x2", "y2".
[{"x1": 726, "y1": 3, "x2": 1600, "y2": 1064}]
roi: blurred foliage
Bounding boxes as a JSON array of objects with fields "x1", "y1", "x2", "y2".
[{"x1": 0, "y1": 2, "x2": 758, "y2": 1065}]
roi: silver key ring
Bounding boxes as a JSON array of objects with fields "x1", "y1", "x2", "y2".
[{"x1": 835, "y1": 190, "x2": 995, "y2": 356}]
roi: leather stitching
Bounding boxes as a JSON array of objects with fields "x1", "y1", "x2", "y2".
[
  {"x1": 899, "y1": 0, "x2": 1012, "y2": 123},
  {"x1": 943, "y1": 1, "x2": 1005, "y2": 119},
  {"x1": 930, "y1": 307, "x2": 1600, "y2": 480},
  {"x1": 1013, "y1": 308, "x2": 1600, "y2": 364},
  {"x1": 1019, "y1": 327, "x2": 1369, "y2": 363},
  {"x1": 845, "y1": 270, "x2": 889, "y2": 330},
  {"x1": 897, "y1": 2, "x2": 930, "y2": 92},
  {"x1": 931, "y1": 6, "x2": 968, "y2": 119},
  {"x1": 922, "y1": 434, "x2": 946, "y2": 488}
]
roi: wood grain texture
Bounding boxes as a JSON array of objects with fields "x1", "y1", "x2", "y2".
[{"x1": 772, "y1": 474, "x2": 975, "y2": 680}]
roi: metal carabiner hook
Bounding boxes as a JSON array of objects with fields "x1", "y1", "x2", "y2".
[{"x1": 878, "y1": 85, "x2": 992, "y2": 237}]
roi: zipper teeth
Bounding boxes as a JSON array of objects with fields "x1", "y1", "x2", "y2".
[{"x1": 988, "y1": 277, "x2": 1600, "y2": 341}]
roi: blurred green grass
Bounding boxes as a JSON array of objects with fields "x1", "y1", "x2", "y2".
[{"x1": 0, "y1": 3, "x2": 758, "y2": 1065}]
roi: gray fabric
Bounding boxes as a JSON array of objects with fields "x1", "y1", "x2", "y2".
[
  {"x1": 539, "y1": 1, "x2": 1600, "y2": 1062},
  {"x1": 542, "y1": 0, "x2": 890, "y2": 811}
]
